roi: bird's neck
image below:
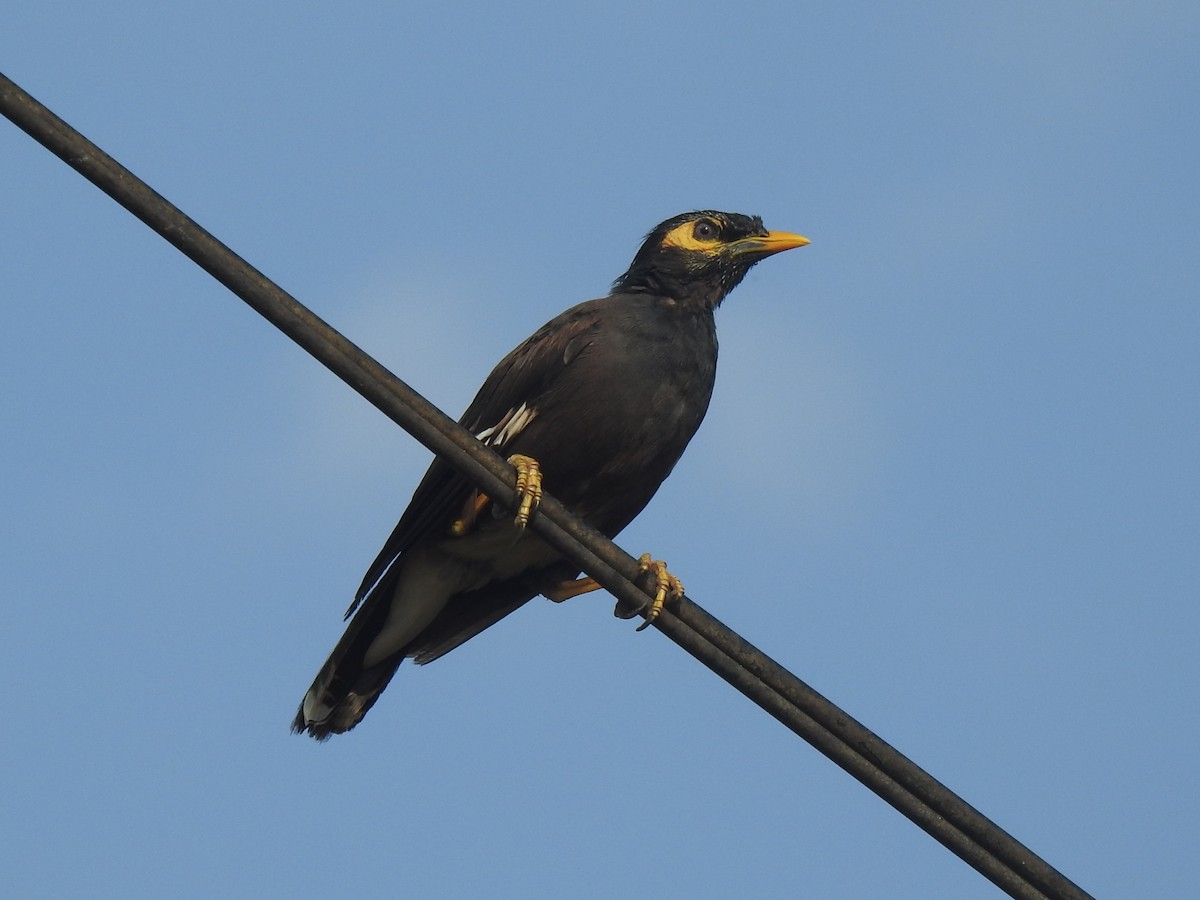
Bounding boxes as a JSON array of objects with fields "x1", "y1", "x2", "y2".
[{"x1": 610, "y1": 279, "x2": 728, "y2": 312}]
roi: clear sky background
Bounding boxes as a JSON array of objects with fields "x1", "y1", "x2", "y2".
[{"x1": 3, "y1": 4, "x2": 1197, "y2": 898}]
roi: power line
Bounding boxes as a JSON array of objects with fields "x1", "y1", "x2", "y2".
[{"x1": 1, "y1": 72, "x2": 1093, "y2": 900}]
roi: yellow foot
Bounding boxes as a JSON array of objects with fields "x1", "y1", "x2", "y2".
[
  {"x1": 508, "y1": 454, "x2": 543, "y2": 530},
  {"x1": 544, "y1": 576, "x2": 600, "y2": 603},
  {"x1": 635, "y1": 553, "x2": 684, "y2": 631}
]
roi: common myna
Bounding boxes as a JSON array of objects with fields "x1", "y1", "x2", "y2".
[{"x1": 295, "y1": 210, "x2": 809, "y2": 738}]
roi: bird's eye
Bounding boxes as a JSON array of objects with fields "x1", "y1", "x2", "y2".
[{"x1": 692, "y1": 220, "x2": 719, "y2": 241}]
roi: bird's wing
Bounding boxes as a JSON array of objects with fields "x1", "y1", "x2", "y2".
[
  {"x1": 350, "y1": 299, "x2": 605, "y2": 608},
  {"x1": 404, "y1": 559, "x2": 580, "y2": 665}
]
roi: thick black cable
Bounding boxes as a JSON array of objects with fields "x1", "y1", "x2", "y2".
[{"x1": 1, "y1": 72, "x2": 1093, "y2": 900}]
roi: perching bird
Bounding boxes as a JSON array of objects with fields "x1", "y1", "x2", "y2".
[{"x1": 294, "y1": 210, "x2": 809, "y2": 738}]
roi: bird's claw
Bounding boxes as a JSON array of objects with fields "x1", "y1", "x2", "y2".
[
  {"x1": 635, "y1": 553, "x2": 684, "y2": 631},
  {"x1": 508, "y1": 454, "x2": 543, "y2": 530}
]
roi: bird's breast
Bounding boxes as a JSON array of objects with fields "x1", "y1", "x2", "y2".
[{"x1": 509, "y1": 306, "x2": 718, "y2": 531}]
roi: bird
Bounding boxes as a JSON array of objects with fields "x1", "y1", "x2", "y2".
[{"x1": 293, "y1": 210, "x2": 809, "y2": 738}]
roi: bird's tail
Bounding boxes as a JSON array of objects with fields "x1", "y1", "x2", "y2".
[
  {"x1": 292, "y1": 656, "x2": 404, "y2": 740},
  {"x1": 292, "y1": 582, "x2": 406, "y2": 740}
]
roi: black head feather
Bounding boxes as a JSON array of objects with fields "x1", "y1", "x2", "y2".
[{"x1": 612, "y1": 210, "x2": 773, "y2": 309}]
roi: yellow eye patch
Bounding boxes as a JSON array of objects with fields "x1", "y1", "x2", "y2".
[{"x1": 659, "y1": 220, "x2": 722, "y2": 253}]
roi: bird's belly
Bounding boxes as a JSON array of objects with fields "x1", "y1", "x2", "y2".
[
  {"x1": 360, "y1": 530, "x2": 556, "y2": 668},
  {"x1": 436, "y1": 525, "x2": 560, "y2": 581}
]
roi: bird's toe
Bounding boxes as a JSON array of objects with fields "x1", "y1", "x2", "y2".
[
  {"x1": 634, "y1": 553, "x2": 684, "y2": 631},
  {"x1": 507, "y1": 453, "x2": 543, "y2": 530}
]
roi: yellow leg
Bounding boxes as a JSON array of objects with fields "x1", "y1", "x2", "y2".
[
  {"x1": 544, "y1": 576, "x2": 601, "y2": 603},
  {"x1": 449, "y1": 490, "x2": 490, "y2": 536},
  {"x1": 543, "y1": 554, "x2": 683, "y2": 628},
  {"x1": 507, "y1": 454, "x2": 543, "y2": 530},
  {"x1": 634, "y1": 553, "x2": 684, "y2": 631}
]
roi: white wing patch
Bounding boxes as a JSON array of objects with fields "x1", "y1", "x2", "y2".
[{"x1": 475, "y1": 402, "x2": 538, "y2": 448}]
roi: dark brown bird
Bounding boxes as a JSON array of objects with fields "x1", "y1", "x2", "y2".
[{"x1": 294, "y1": 210, "x2": 809, "y2": 738}]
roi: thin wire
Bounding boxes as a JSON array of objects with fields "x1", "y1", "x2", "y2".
[{"x1": 1, "y1": 72, "x2": 1093, "y2": 900}]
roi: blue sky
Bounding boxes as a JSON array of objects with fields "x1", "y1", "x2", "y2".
[{"x1": 3, "y1": 4, "x2": 1197, "y2": 897}]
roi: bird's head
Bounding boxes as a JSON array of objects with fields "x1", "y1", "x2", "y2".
[{"x1": 613, "y1": 210, "x2": 809, "y2": 309}]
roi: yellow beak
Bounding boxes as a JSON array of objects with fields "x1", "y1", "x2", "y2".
[{"x1": 729, "y1": 230, "x2": 811, "y2": 258}]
